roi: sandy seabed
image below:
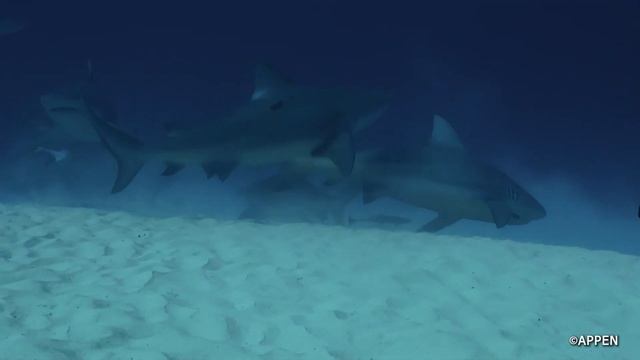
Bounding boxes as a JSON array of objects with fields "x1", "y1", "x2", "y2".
[{"x1": 0, "y1": 203, "x2": 638, "y2": 360}]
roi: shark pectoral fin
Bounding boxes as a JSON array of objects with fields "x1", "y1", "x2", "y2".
[
  {"x1": 362, "y1": 181, "x2": 383, "y2": 204},
  {"x1": 112, "y1": 156, "x2": 144, "y2": 194},
  {"x1": 201, "y1": 161, "x2": 237, "y2": 181},
  {"x1": 486, "y1": 200, "x2": 511, "y2": 228},
  {"x1": 311, "y1": 129, "x2": 355, "y2": 176},
  {"x1": 419, "y1": 214, "x2": 459, "y2": 232},
  {"x1": 161, "y1": 162, "x2": 185, "y2": 176}
]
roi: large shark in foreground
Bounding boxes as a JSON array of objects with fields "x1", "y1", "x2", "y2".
[
  {"x1": 282, "y1": 115, "x2": 546, "y2": 231},
  {"x1": 89, "y1": 65, "x2": 389, "y2": 193}
]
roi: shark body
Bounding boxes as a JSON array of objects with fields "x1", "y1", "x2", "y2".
[
  {"x1": 281, "y1": 115, "x2": 546, "y2": 231},
  {"x1": 90, "y1": 65, "x2": 389, "y2": 193},
  {"x1": 358, "y1": 115, "x2": 546, "y2": 231}
]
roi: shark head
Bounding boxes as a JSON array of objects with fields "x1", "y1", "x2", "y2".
[
  {"x1": 40, "y1": 63, "x2": 115, "y2": 143},
  {"x1": 414, "y1": 115, "x2": 546, "y2": 231},
  {"x1": 496, "y1": 179, "x2": 547, "y2": 226}
]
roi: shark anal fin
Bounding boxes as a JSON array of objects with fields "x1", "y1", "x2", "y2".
[
  {"x1": 162, "y1": 163, "x2": 185, "y2": 176},
  {"x1": 486, "y1": 200, "x2": 511, "y2": 228},
  {"x1": 202, "y1": 161, "x2": 236, "y2": 181},
  {"x1": 112, "y1": 157, "x2": 144, "y2": 193},
  {"x1": 419, "y1": 214, "x2": 459, "y2": 232},
  {"x1": 311, "y1": 129, "x2": 355, "y2": 176}
]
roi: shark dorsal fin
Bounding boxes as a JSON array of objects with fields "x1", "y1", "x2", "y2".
[
  {"x1": 431, "y1": 115, "x2": 464, "y2": 150},
  {"x1": 252, "y1": 64, "x2": 293, "y2": 101}
]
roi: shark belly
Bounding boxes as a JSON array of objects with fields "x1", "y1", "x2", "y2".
[
  {"x1": 382, "y1": 176, "x2": 495, "y2": 223},
  {"x1": 238, "y1": 140, "x2": 316, "y2": 166}
]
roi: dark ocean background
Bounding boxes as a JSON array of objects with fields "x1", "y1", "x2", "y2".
[{"x1": 1, "y1": 1, "x2": 638, "y2": 252}]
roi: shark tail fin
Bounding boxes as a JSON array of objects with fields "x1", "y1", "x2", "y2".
[{"x1": 87, "y1": 105, "x2": 146, "y2": 193}]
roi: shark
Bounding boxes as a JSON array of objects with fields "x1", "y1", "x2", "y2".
[
  {"x1": 281, "y1": 115, "x2": 546, "y2": 232},
  {"x1": 357, "y1": 115, "x2": 546, "y2": 231},
  {"x1": 39, "y1": 61, "x2": 117, "y2": 143},
  {"x1": 88, "y1": 65, "x2": 389, "y2": 193}
]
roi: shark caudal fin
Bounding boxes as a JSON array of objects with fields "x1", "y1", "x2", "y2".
[{"x1": 85, "y1": 103, "x2": 146, "y2": 193}]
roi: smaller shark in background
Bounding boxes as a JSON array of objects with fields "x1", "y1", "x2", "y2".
[
  {"x1": 283, "y1": 115, "x2": 546, "y2": 232},
  {"x1": 88, "y1": 65, "x2": 389, "y2": 193},
  {"x1": 356, "y1": 115, "x2": 546, "y2": 231},
  {"x1": 40, "y1": 61, "x2": 117, "y2": 143}
]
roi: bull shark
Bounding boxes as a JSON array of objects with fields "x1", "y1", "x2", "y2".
[
  {"x1": 283, "y1": 115, "x2": 546, "y2": 232},
  {"x1": 40, "y1": 61, "x2": 116, "y2": 143},
  {"x1": 358, "y1": 115, "x2": 546, "y2": 231},
  {"x1": 88, "y1": 65, "x2": 389, "y2": 193}
]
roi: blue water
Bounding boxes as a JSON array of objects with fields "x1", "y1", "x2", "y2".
[
  {"x1": 3, "y1": 2, "x2": 638, "y2": 253},
  {"x1": 1, "y1": 2, "x2": 639, "y2": 359}
]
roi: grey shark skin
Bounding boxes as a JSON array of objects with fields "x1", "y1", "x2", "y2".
[
  {"x1": 40, "y1": 62, "x2": 116, "y2": 143},
  {"x1": 90, "y1": 65, "x2": 389, "y2": 193},
  {"x1": 358, "y1": 115, "x2": 546, "y2": 231},
  {"x1": 285, "y1": 115, "x2": 546, "y2": 231}
]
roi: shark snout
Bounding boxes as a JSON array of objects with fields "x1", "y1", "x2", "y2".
[
  {"x1": 509, "y1": 196, "x2": 546, "y2": 225},
  {"x1": 524, "y1": 198, "x2": 547, "y2": 222}
]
